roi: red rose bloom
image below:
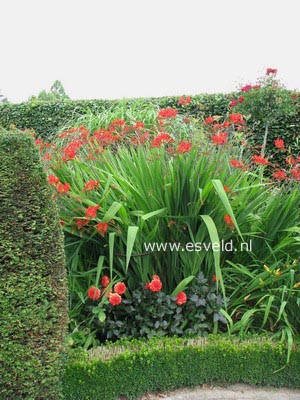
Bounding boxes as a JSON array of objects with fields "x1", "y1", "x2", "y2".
[
  {"x1": 176, "y1": 292, "x2": 187, "y2": 305},
  {"x1": 88, "y1": 286, "x2": 101, "y2": 300},
  {"x1": 109, "y1": 293, "x2": 122, "y2": 306},
  {"x1": 101, "y1": 275, "x2": 111, "y2": 287},
  {"x1": 266, "y1": 68, "x2": 277, "y2": 75},
  {"x1": 274, "y1": 139, "x2": 285, "y2": 149},
  {"x1": 149, "y1": 278, "x2": 162, "y2": 292},
  {"x1": 114, "y1": 282, "x2": 126, "y2": 295},
  {"x1": 252, "y1": 155, "x2": 269, "y2": 165}
]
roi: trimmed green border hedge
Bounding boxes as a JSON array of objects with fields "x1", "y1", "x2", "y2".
[
  {"x1": 63, "y1": 335, "x2": 300, "y2": 400},
  {"x1": 0, "y1": 131, "x2": 68, "y2": 399}
]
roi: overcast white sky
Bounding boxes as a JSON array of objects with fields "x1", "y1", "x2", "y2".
[{"x1": 1, "y1": 0, "x2": 299, "y2": 103}]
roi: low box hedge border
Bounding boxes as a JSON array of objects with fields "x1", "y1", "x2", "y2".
[{"x1": 62, "y1": 335, "x2": 300, "y2": 400}]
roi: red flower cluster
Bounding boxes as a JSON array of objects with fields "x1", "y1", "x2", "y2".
[
  {"x1": 84, "y1": 180, "x2": 100, "y2": 191},
  {"x1": 229, "y1": 113, "x2": 244, "y2": 124},
  {"x1": 157, "y1": 108, "x2": 178, "y2": 119},
  {"x1": 241, "y1": 84, "x2": 252, "y2": 92},
  {"x1": 212, "y1": 132, "x2": 227, "y2": 145},
  {"x1": 273, "y1": 170, "x2": 287, "y2": 180},
  {"x1": 85, "y1": 205, "x2": 100, "y2": 219},
  {"x1": 252, "y1": 155, "x2": 269, "y2": 165},
  {"x1": 178, "y1": 96, "x2": 191, "y2": 105},
  {"x1": 274, "y1": 139, "x2": 285, "y2": 149},
  {"x1": 151, "y1": 133, "x2": 174, "y2": 147},
  {"x1": 96, "y1": 221, "x2": 108, "y2": 236},
  {"x1": 204, "y1": 116, "x2": 214, "y2": 124},
  {"x1": 229, "y1": 97, "x2": 244, "y2": 108},
  {"x1": 266, "y1": 68, "x2": 277, "y2": 75},
  {"x1": 230, "y1": 159, "x2": 244, "y2": 168},
  {"x1": 48, "y1": 175, "x2": 60, "y2": 185},
  {"x1": 57, "y1": 183, "x2": 70, "y2": 193},
  {"x1": 177, "y1": 141, "x2": 192, "y2": 154}
]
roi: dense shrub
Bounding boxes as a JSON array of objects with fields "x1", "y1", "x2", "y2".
[
  {"x1": 63, "y1": 335, "x2": 300, "y2": 400},
  {"x1": 0, "y1": 130, "x2": 68, "y2": 399}
]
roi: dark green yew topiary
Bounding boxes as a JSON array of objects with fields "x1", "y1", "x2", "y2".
[{"x1": 0, "y1": 132, "x2": 68, "y2": 399}]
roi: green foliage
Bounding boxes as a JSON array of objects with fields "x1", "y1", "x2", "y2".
[
  {"x1": 28, "y1": 80, "x2": 70, "y2": 102},
  {"x1": 62, "y1": 335, "x2": 300, "y2": 399},
  {"x1": 0, "y1": 130, "x2": 68, "y2": 399}
]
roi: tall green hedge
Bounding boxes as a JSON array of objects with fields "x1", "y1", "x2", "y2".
[
  {"x1": 0, "y1": 131, "x2": 68, "y2": 399},
  {"x1": 63, "y1": 335, "x2": 300, "y2": 400}
]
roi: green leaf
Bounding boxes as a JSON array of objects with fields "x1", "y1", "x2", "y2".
[
  {"x1": 172, "y1": 276, "x2": 195, "y2": 296},
  {"x1": 126, "y1": 226, "x2": 139, "y2": 272}
]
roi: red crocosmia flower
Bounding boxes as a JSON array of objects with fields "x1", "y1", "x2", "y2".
[
  {"x1": 109, "y1": 293, "x2": 122, "y2": 306},
  {"x1": 48, "y1": 175, "x2": 60, "y2": 185},
  {"x1": 85, "y1": 205, "x2": 100, "y2": 219},
  {"x1": 101, "y1": 275, "x2": 111, "y2": 287},
  {"x1": 224, "y1": 214, "x2": 234, "y2": 230},
  {"x1": 177, "y1": 141, "x2": 192, "y2": 154},
  {"x1": 229, "y1": 99, "x2": 238, "y2": 107},
  {"x1": 212, "y1": 132, "x2": 227, "y2": 145},
  {"x1": 88, "y1": 286, "x2": 101, "y2": 300},
  {"x1": 266, "y1": 68, "x2": 277, "y2": 75},
  {"x1": 286, "y1": 156, "x2": 296, "y2": 165},
  {"x1": 76, "y1": 219, "x2": 88, "y2": 229},
  {"x1": 252, "y1": 155, "x2": 269, "y2": 165},
  {"x1": 178, "y1": 96, "x2": 191, "y2": 105},
  {"x1": 110, "y1": 119, "x2": 125, "y2": 127},
  {"x1": 176, "y1": 292, "x2": 187, "y2": 305},
  {"x1": 145, "y1": 282, "x2": 151, "y2": 290},
  {"x1": 241, "y1": 84, "x2": 253, "y2": 92},
  {"x1": 157, "y1": 108, "x2": 178, "y2": 119},
  {"x1": 291, "y1": 168, "x2": 300, "y2": 180},
  {"x1": 230, "y1": 159, "x2": 244, "y2": 168},
  {"x1": 274, "y1": 139, "x2": 285, "y2": 149},
  {"x1": 229, "y1": 113, "x2": 244, "y2": 124},
  {"x1": 43, "y1": 153, "x2": 52, "y2": 160},
  {"x1": 96, "y1": 222, "x2": 108, "y2": 236},
  {"x1": 57, "y1": 183, "x2": 70, "y2": 193},
  {"x1": 238, "y1": 96, "x2": 244, "y2": 103},
  {"x1": 204, "y1": 116, "x2": 214, "y2": 124},
  {"x1": 114, "y1": 282, "x2": 127, "y2": 295},
  {"x1": 149, "y1": 278, "x2": 162, "y2": 292},
  {"x1": 222, "y1": 121, "x2": 230, "y2": 128},
  {"x1": 59, "y1": 219, "x2": 65, "y2": 227},
  {"x1": 84, "y1": 180, "x2": 100, "y2": 191},
  {"x1": 151, "y1": 133, "x2": 174, "y2": 147},
  {"x1": 135, "y1": 121, "x2": 145, "y2": 129},
  {"x1": 273, "y1": 170, "x2": 287, "y2": 180}
]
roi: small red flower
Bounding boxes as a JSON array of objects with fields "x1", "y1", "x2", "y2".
[
  {"x1": 48, "y1": 175, "x2": 60, "y2": 185},
  {"x1": 212, "y1": 132, "x2": 227, "y2": 145},
  {"x1": 85, "y1": 205, "x2": 100, "y2": 219},
  {"x1": 266, "y1": 68, "x2": 277, "y2": 76},
  {"x1": 252, "y1": 155, "x2": 269, "y2": 165},
  {"x1": 101, "y1": 275, "x2": 111, "y2": 287},
  {"x1": 43, "y1": 153, "x2": 52, "y2": 160},
  {"x1": 230, "y1": 159, "x2": 244, "y2": 168},
  {"x1": 149, "y1": 278, "x2": 162, "y2": 292},
  {"x1": 204, "y1": 116, "x2": 214, "y2": 124},
  {"x1": 84, "y1": 180, "x2": 100, "y2": 191},
  {"x1": 176, "y1": 292, "x2": 187, "y2": 305},
  {"x1": 88, "y1": 286, "x2": 101, "y2": 300},
  {"x1": 96, "y1": 222, "x2": 108, "y2": 236},
  {"x1": 151, "y1": 133, "x2": 174, "y2": 147},
  {"x1": 109, "y1": 293, "x2": 122, "y2": 306},
  {"x1": 291, "y1": 168, "x2": 300, "y2": 180},
  {"x1": 157, "y1": 108, "x2": 178, "y2": 119},
  {"x1": 177, "y1": 141, "x2": 192, "y2": 154},
  {"x1": 57, "y1": 183, "x2": 70, "y2": 193},
  {"x1": 286, "y1": 156, "x2": 296, "y2": 165},
  {"x1": 241, "y1": 85, "x2": 252, "y2": 92},
  {"x1": 238, "y1": 96, "x2": 244, "y2": 103},
  {"x1": 273, "y1": 170, "x2": 287, "y2": 180},
  {"x1": 76, "y1": 219, "x2": 88, "y2": 229},
  {"x1": 114, "y1": 282, "x2": 127, "y2": 295},
  {"x1": 178, "y1": 96, "x2": 191, "y2": 105},
  {"x1": 229, "y1": 113, "x2": 244, "y2": 124},
  {"x1": 224, "y1": 214, "x2": 234, "y2": 230},
  {"x1": 274, "y1": 139, "x2": 285, "y2": 149},
  {"x1": 145, "y1": 282, "x2": 151, "y2": 290},
  {"x1": 229, "y1": 99, "x2": 238, "y2": 108},
  {"x1": 60, "y1": 219, "x2": 65, "y2": 226},
  {"x1": 212, "y1": 274, "x2": 218, "y2": 282}
]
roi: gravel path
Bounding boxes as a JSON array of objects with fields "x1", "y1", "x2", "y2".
[{"x1": 139, "y1": 384, "x2": 300, "y2": 400}]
